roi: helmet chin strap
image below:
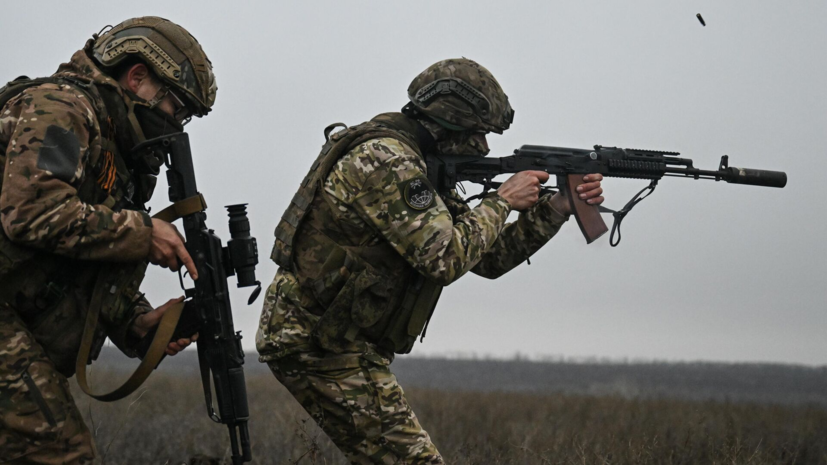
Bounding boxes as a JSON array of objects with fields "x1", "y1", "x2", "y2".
[
  {"x1": 120, "y1": 80, "x2": 170, "y2": 145},
  {"x1": 120, "y1": 90, "x2": 149, "y2": 144}
]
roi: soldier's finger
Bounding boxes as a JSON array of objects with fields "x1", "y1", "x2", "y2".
[
  {"x1": 168, "y1": 342, "x2": 184, "y2": 352},
  {"x1": 528, "y1": 170, "x2": 550, "y2": 183},
  {"x1": 177, "y1": 338, "x2": 191, "y2": 347},
  {"x1": 167, "y1": 252, "x2": 180, "y2": 272},
  {"x1": 577, "y1": 181, "x2": 602, "y2": 193},
  {"x1": 583, "y1": 173, "x2": 604, "y2": 182},
  {"x1": 579, "y1": 187, "x2": 603, "y2": 199},
  {"x1": 587, "y1": 196, "x2": 605, "y2": 205},
  {"x1": 191, "y1": 332, "x2": 199, "y2": 342},
  {"x1": 177, "y1": 245, "x2": 198, "y2": 280}
]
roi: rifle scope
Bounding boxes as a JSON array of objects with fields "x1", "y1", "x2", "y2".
[{"x1": 224, "y1": 204, "x2": 262, "y2": 303}]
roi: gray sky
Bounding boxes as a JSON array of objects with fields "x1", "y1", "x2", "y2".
[{"x1": 4, "y1": 1, "x2": 825, "y2": 365}]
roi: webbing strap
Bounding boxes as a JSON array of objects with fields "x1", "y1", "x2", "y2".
[
  {"x1": 75, "y1": 266, "x2": 185, "y2": 402},
  {"x1": 74, "y1": 194, "x2": 206, "y2": 402},
  {"x1": 152, "y1": 194, "x2": 207, "y2": 223}
]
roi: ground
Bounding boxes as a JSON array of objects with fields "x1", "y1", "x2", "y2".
[{"x1": 69, "y1": 352, "x2": 827, "y2": 464}]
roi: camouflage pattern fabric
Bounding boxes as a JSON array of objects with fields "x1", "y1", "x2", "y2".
[
  {"x1": 257, "y1": 134, "x2": 569, "y2": 359},
  {"x1": 0, "y1": 305, "x2": 96, "y2": 465},
  {"x1": 267, "y1": 349, "x2": 443, "y2": 464},
  {"x1": 258, "y1": 123, "x2": 570, "y2": 462},
  {"x1": 407, "y1": 58, "x2": 514, "y2": 134},
  {"x1": 0, "y1": 51, "x2": 153, "y2": 260},
  {"x1": 319, "y1": 137, "x2": 512, "y2": 286},
  {"x1": 0, "y1": 50, "x2": 154, "y2": 376},
  {"x1": 0, "y1": 50, "x2": 155, "y2": 463}
]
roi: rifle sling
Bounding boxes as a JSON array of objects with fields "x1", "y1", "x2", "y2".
[
  {"x1": 74, "y1": 197, "x2": 208, "y2": 402},
  {"x1": 152, "y1": 194, "x2": 208, "y2": 223},
  {"x1": 75, "y1": 278, "x2": 184, "y2": 402}
]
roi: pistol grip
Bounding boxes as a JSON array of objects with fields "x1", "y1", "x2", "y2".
[
  {"x1": 563, "y1": 174, "x2": 608, "y2": 244},
  {"x1": 135, "y1": 301, "x2": 201, "y2": 366}
]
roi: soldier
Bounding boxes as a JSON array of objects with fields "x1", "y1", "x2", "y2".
[
  {"x1": 257, "y1": 58, "x2": 605, "y2": 464},
  {"x1": 0, "y1": 17, "x2": 216, "y2": 464}
]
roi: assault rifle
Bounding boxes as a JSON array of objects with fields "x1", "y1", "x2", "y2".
[
  {"x1": 132, "y1": 133, "x2": 261, "y2": 464},
  {"x1": 425, "y1": 145, "x2": 787, "y2": 245}
]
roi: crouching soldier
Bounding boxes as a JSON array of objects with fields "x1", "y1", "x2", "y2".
[{"x1": 0, "y1": 16, "x2": 216, "y2": 464}]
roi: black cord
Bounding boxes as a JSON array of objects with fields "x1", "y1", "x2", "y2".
[
  {"x1": 609, "y1": 180, "x2": 658, "y2": 247},
  {"x1": 463, "y1": 180, "x2": 502, "y2": 202}
]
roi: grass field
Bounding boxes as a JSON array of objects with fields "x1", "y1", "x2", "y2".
[{"x1": 71, "y1": 354, "x2": 827, "y2": 464}]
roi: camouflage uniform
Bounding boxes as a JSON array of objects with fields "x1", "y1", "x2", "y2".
[
  {"x1": 1, "y1": 15, "x2": 217, "y2": 463},
  {"x1": 258, "y1": 114, "x2": 569, "y2": 463},
  {"x1": 0, "y1": 51, "x2": 155, "y2": 464}
]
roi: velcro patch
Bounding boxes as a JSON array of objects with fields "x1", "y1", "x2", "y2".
[
  {"x1": 400, "y1": 176, "x2": 436, "y2": 211},
  {"x1": 37, "y1": 125, "x2": 80, "y2": 182}
]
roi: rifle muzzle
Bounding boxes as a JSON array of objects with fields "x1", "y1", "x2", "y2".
[{"x1": 724, "y1": 167, "x2": 787, "y2": 188}]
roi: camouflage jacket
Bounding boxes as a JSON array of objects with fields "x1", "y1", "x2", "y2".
[
  {"x1": 0, "y1": 50, "x2": 154, "y2": 376},
  {"x1": 257, "y1": 119, "x2": 569, "y2": 361}
]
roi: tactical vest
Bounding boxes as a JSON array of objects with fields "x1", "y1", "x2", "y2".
[
  {"x1": 0, "y1": 75, "x2": 147, "y2": 374},
  {"x1": 272, "y1": 113, "x2": 443, "y2": 354}
]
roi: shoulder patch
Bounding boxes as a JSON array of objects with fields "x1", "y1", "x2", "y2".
[
  {"x1": 37, "y1": 124, "x2": 80, "y2": 182},
  {"x1": 400, "y1": 176, "x2": 436, "y2": 210}
]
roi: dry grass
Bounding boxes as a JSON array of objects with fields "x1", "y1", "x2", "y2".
[{"x1": 71, "y1": 367, "x2": 827, "y2": 465}]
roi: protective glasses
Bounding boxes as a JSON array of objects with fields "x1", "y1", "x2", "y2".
[{"x1": 165, "y1": 88, "x2": 193, "y2": 126}]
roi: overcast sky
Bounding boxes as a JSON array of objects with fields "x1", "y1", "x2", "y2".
[{"x1": 4, "y1": 1, "x2": 825, "y2": 365}]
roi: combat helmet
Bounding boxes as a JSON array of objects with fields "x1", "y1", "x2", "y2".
[
  {"x1": 90, "y1": 16, "x2": 216, "y2": 117},
  {"x1": 407, "y1": 58, "x2": 514, "y2": 134}
]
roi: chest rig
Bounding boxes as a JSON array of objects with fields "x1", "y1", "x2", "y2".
[
  {"x1": 0, "y1": 75, "x2": 147, "y2": 372},
  {"x1": 272, "y1": 113, "x2": 443, "y2": 354}
]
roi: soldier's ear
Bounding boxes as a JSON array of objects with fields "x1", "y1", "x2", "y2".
[{"x1": 120, "y1": 63, "x2": 152, "y2": 93}]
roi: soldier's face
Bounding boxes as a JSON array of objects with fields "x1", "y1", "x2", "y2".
[
  {"x1": 134, "y1": 81, "x2": 179, "y2": 121},
  {"x1": 121, "y1": 63, "x2": 179, "y2": 121}
]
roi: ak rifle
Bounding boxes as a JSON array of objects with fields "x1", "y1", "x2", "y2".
[
  {"x1": 425, "y1": 145, "x2": 787, "y2": 246},
  {"x1": 133, "y1": 133, "x2": 261, "y2": 464}
]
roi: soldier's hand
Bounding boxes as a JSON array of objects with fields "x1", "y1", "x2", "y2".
[
  {"x1": 498, "y1": 170, "x2": 550, "y2": 211},
  {"x1": 149, "y1": 218, "x2": 198, "y2": 279},
  {"x1": 550, "y1": 173, "x2": 605, "y2": 215},
  {"x1": 131, "y1": 297, "x2": 200, "y2": 356}
]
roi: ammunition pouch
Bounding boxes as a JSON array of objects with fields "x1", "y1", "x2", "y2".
[
  {"x1": 309, "y1": 244, "x2": 443, "y2": 355},
  {"x1": 375, "y1": 277, "x2": 442, "y2": 354}
]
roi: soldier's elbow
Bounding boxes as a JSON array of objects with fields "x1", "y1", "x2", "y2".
[
  {"x1": 1, "y1": 210, "x2": 38, "y2": 244},
  {"x1": 475, "y1": 268, "x2": 506, "y2": 280},
  {"x1": 422, "y1": 269, "x2": 458, "y2": 287},
  {"x1": 2, "y1": 221, "x2": 30, "y2": 243}
]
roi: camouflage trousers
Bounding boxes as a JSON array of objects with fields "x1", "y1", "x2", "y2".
[
  {"x1": 267, "y1": 349, "x2": 443, "y2": 465},
  {"x1": 0, "y1": 305, "x2": 96, "y2": 464}
]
